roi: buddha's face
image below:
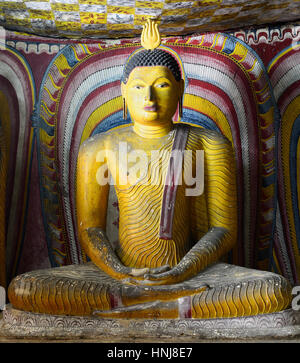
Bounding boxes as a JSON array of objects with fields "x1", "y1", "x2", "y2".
[{"x1": 122, "y1": 66, "x2": 184, "y2": 126}]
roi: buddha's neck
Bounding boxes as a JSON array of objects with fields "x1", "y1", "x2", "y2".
[{"x1": 133, "y1": 121, "x2": 173, "y2": 138}]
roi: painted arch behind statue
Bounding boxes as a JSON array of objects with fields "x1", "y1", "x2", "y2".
[{"x1": 0, "y1": 24, "x2": 300, "y2": 288}]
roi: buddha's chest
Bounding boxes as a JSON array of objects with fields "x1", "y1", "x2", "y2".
[{"x1": 107, "y1": 138, "x2": 172, "y2": 190}]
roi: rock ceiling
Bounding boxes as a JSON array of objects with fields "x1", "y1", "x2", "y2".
[{"x1": 0, "y1": 0, "x2": 300, "y2": 39}]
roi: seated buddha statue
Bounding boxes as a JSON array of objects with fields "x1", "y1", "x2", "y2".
[{"x1": 8, "y1": 20, "x2": 292, "y2": 319}]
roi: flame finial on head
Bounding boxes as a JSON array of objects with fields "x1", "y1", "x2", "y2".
[{"x1": 141, "y1": 19, "x2": 161, "y2": 50}]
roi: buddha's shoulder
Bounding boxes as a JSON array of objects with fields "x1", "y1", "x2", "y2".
[
  {"x1": 79, "y1": 125, "x2": 133, "y2": 154},
  {"x1": 185, "y1": 124, "x2": 231, "y2": 147}
]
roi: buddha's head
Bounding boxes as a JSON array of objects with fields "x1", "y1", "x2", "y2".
[{"x1": 121, "y1": 20, "x2": 184, "y2": 127}]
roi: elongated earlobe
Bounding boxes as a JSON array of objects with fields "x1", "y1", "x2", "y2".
[
  {"x1": 179, "y1": 97, "x2": 183, "y2": 119},
  {"x1": 123, "y1": 98, "x2": 128, "y2": 120},
  {"x1": 178, "y1": 78, "x2": 184, "y2": 120}
]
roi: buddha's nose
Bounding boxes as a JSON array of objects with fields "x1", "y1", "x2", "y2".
[{"x1": 145, "y1": 86, "x2": 154, "y2": 101}]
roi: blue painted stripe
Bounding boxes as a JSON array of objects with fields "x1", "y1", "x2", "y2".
[
  {"x1": 258, "y1": 98, "x2": 274, "y2": 114},
  {"x1": 38, "y1": 118, "x2": 54, "y2": 136},
  {"x1": 262, "y1": 173, "x2": 276, "y2": 187},
  {"x1": 91, "y1": 108, "x2": 220, "y2": 136},
  {"x1": 182, "y1": 108, "x2": 220, "y2": 131},
  {"x1": 92, "y1": 111, "x2": 131, "y2": 135},
  {"x1": 62, "y1": 46, "x2": 79, "y2": 68},
  {"x1": 42, "y1": 186, "x2": 59, "y2": 204},
  {"x1": 222, "y1": 37, "x2": 236, "y2": 54}
]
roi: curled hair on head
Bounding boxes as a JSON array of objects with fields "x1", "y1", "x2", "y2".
[{"x1": 122, "y1": 48, "x2": 182, "y2": 84}]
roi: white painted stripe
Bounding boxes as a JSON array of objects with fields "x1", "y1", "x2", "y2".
[
  {"x1": 273, "y1": 63, "x2": 300, "y2": 102},
  {"x1": 248, "y1": 58, "x2": 263, "y2": 80}
]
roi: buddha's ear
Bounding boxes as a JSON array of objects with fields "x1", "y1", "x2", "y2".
[{"x1": 178, "y1": 79, "x2": 185, "y2": 97}]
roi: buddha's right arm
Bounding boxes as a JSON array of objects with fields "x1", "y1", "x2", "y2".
[
  {"x1": 76, "y1": 138, "x2": 149, "y2": 281},
  {"x1": 80, "y1": 227, "x2": 132, "y2": 278}
]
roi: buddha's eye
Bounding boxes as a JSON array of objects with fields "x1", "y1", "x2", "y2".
[
  {"x1": 133, "y1": 84, "x2": 143, "y2": 90},
  {"x1": 156, "y1": 82, "x2": 169, "y2": 88}
]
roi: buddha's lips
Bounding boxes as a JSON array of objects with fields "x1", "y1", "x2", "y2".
[{"x1": 144, "y1": 105, "x2": 157, "y2": 112}]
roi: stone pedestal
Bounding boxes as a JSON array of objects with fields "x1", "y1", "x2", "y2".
[{"x1": 1, "y1": 304, "x2": 300, "y2": 341}]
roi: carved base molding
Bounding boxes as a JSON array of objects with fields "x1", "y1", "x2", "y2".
[{"x1": 1, "y1": 305, "x2": 300, "y2": 341}]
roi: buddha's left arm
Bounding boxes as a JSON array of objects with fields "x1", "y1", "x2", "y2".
[{"x1": 143, "y1": 132, "x2": 238, "y2": 285}]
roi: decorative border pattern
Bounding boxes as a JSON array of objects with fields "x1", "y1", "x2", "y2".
[
  {"x1": 2, "y1": 305, "x2": 300, "y2": 339},
  {"x1": 233, "y1": 25, "x2": 300, "y2": 46}
]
